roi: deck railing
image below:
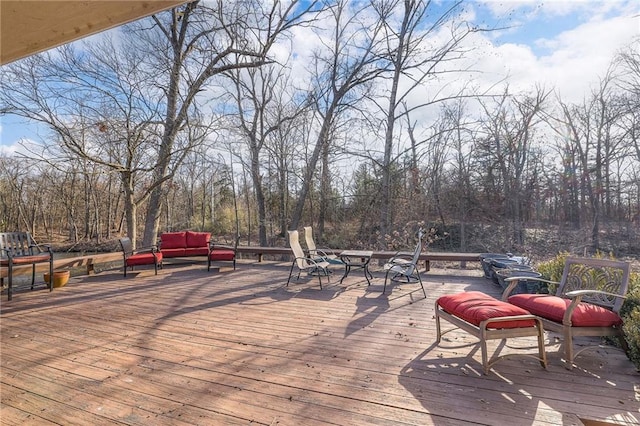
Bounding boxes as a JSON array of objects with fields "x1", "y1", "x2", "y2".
[{"x1": 1, "y1": 247, "x2": 482, "y2": 281}]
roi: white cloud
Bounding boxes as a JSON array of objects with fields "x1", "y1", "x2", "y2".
[
  {"x1": 0, "y1": 140, "x2": 27, "y2": 156},
  {"x1": 481, "y1": 0, "x2": 625, "y2": 19},
  {"x1": 516, "y1": 14, "x2": 637, "y2": 101},
  {"x1": 440, "y1": 1, "x2": 638, "y2": 106}
]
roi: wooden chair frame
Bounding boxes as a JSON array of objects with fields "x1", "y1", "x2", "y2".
[{"x1": 503, "y1": 256, "x2": 630, "y2": 368}]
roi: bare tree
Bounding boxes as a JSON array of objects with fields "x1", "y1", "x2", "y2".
[
  {"x1": 371, "y1": 0, "x2": 474, "y2": 247},
  {"x1": 138, "y1": 0, "x2": 319, "y2": 246},
  {"x1": 477, "y1": 87, "x2": 549, "y2": 246},
  {"x1": 439, "y1": 100, "x2": 477, "y2": 250},
  {"x1": 1, "y1": 1, "x2": 317, "y2": 247},
  {"x1": 615, "y1": 38, "x2": 640, "y2": 163},
  {"x1": 289, "y1": 0, "x2": 387, "y2": 232},
  {"x1": 552, "y1": 72, "x2": 627, "y2": 251},
  {"x1": 226, "y1": 62, "x2": 309, "y2": 246}
]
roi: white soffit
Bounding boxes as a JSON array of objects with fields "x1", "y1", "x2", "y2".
[{"x1": 1, "y1": 1, "x2": 187, "y2": 65}]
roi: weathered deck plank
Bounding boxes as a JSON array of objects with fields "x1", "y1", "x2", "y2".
[{"x1": 1, "y1": 262, "x2": 638, "y2": 425}]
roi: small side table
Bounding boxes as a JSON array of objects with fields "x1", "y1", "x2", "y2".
[{"x1": 339, "y1": 250, "x2": 374, "y2": 285}]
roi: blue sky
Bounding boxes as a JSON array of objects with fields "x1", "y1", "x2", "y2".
[{"x1": 1, "y1": 0, "x2": 638, "y2": 154}]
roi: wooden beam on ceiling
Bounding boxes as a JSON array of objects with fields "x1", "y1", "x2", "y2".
[{"x1": 1, "y1": 1, "x2": 188, "y2": 65}]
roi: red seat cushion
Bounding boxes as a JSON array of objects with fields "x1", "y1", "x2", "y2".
[
  {"x1": 209, "y1": 249, "x2": 235, "y2": 261},
  {"x1": 186, "y1": 231, "x2": 210, "y2": 248},
  {"x1": 160, "y1": 232, "x2": 187, "y2": 249},
  {"x1": 508, "y1": 294, "x2": 623, "y2": 327},
  {"x1": 126, "y1": 252, "x2": 162, "y2": 266},
  {"x1": 437, "y1": 291, "x2": 535, "y2": 329},
  {"x1": 0, "y1": 254, "x2": 51, "y2": 265}
]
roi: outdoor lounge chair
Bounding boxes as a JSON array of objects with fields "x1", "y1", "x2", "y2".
[
  {"x1": 287, "y1": 230, "x2": 331, "y2": 289},
  {"x1": 119, "y1": 237, "x2": 163, "y2": 277},
  {"x1": 503, "y1": 256, "x2": 630, "y2": 368},
  {"x1": 303, "y1": 226, "x2": 342, "y2": 265},
  {"x1": 383, "y1": 228, "x2": 427, "y2": 297}
]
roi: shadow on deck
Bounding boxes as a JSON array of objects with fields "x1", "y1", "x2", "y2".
[{"x1": 1, "y1": 261, "x2": 638, "y2": 425}]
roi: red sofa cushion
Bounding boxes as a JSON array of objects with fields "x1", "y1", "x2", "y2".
[
  {"x1": 184, "y1": 247, "x2": 210, "y2": 256},
  {"x1": 186, "y1": 231, "x2": 210, "y2": 248},
  {"x1": 508, "y1": 294, "x2": 623, "y2": 327},
  {"x1": 437, "y1": 291, "x2": 535, "y2": 329},
  {"x1": 161, "y1": 248, "x2": 186, "y2": 258},
  {"x1": 161, "y1": 232, "x2": 187, "y2": 249},
  {"x1": 126, "y1": 252, "x2": 162, "y2": 266},
  {"x1": 209, "y1": 249, "x2": 235, "y2": 261}
]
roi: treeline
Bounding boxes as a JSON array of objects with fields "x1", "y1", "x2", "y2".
[{"x1": 0, "y1": 1, "x2": 638, "y2": 257}]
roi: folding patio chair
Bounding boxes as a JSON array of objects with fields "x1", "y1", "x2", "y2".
[
  {"x1": 287, "y1": 230, "x2": 331, "y2": 289},
  {"x1": 383, "y1": 228, "x2": 427, "y2": 297},
  {"x1": 303, "y1": 226, "x2": 342, "y2": 265}
]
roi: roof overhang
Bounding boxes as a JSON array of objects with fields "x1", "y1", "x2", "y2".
[{"x1": 1, "y1": 1, "x2": 188, "y2": 65}]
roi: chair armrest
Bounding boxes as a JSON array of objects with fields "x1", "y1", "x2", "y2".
[
  {"x1": 565, "y1": 289, "x2": 627, "y2": 300},
  {"x1": 132, "y1": 245, "x2": 159, "y2": 254},
  {"x1": 314, "y1": 249, "x2": 334, "y2": 258},
  {"x1": 210, "y1": 235, "x2": 240, "y2": 251},
  {"x1": 560, "y1": 289, "x2": 626, "y2": 326},
  {"x1": 317, "y1": 247, "x2": 338, "y2": 256},
  {"x1": 295, "y1": 256, "x2": 328, "y2": 268},
  {"x1": 30, "y1": 242, "x2": 53, "y2": 254},
  {"x1": 386, "y1": 252, "x2": 413, "y2": 264},
  {"x1": 564, "y1": 289, "x2": 627, "y2": 317},
  {"x1": 502, "y1": 277, "x2": 559, "y2": 300},
  {"x1": 210, "y1": 243, "x2": 236, "y2": 251}
]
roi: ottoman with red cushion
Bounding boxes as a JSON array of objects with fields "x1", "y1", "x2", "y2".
[{"x1": 435, "y1": 291, "x2": 547, "y2": 374}]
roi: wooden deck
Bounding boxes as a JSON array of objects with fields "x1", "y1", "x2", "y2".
[{"x1": 1, "y1": 260, "x2": 638, "y2": 425}]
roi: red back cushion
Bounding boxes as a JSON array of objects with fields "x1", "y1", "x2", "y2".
[
  {"x1": 437, "y1": 291, "x2": 535, "y2": 329},
  {"x1": 508, "y1": 294, "x2": 623, "y2": 327},
  {"x1": 161, "y1": 232, "x2": 187, "y2": 249},
  {"x1": 186, "y1": 231, "x2": 210, "y2": 248}
]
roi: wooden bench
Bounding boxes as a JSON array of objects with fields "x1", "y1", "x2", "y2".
[
  {"x1": 0, "y1": 252, "x2": 123, "y2": 280},
  {"x1": 1, "y1": 232, "x2": 53, "y2": 301},
  {"x1": 435, "y1": 291, "x2": 547, "y2": 374},
  {"x1": 236, "y1": 246, "x2": 293, "y2": 262},
  {"x1": 236, "y1": 246, "x2": 481, "y2": 271},
  {"x1": 373, "y1": 251, "x2": 481, "y2": 271}
]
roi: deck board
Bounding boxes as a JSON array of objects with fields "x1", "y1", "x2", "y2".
[{"x1": 2, "y1": 261, "x2": 639, "y2": 425}]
